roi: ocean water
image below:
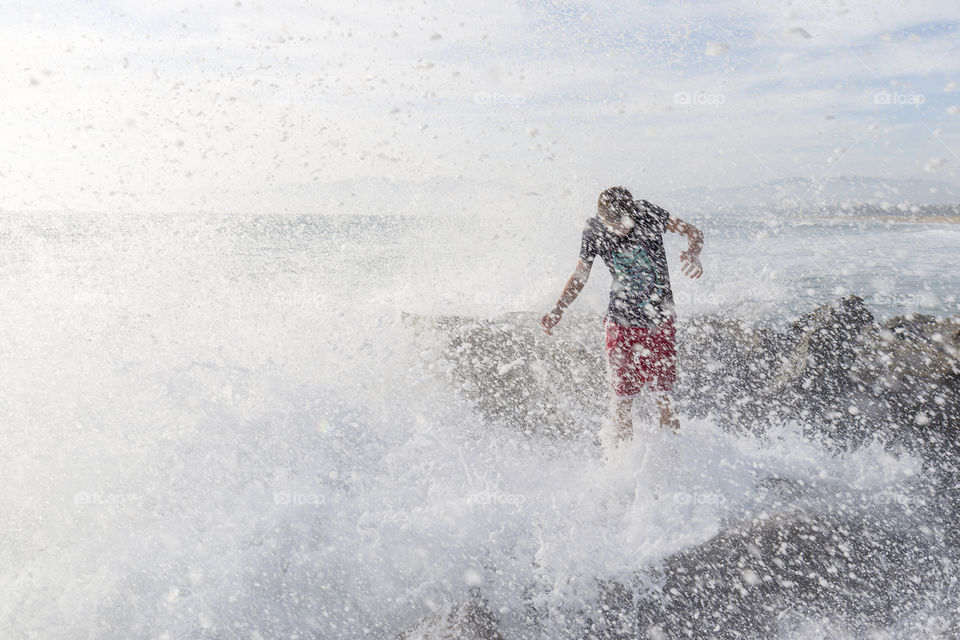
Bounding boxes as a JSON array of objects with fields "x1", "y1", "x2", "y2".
[{"x1": 1, "y1": 211, "x2": 958, "y2": 638}]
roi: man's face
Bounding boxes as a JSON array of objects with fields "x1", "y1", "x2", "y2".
[{"x1": 599, "y1": 203, "x2": 635, "y2": 236}]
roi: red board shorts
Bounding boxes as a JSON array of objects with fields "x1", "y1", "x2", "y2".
[{"x1": 604, "y1": 316, "x2": 677, "y2": 396}]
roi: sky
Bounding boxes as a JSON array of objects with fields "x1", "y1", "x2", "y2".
[{"x1": 1, "y1": 0, "x2": 959, "y2": 213}]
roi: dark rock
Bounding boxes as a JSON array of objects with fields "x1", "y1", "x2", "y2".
[
  {"x1": 676, "y1": 296, "x2": 959, "y2": 465},
  {"x1": 403, "y1": 298, "x2": 960, "y2": 470},
  {"x1": 676, "y1": 315, "x2": 793, "y2": 434},
  {"x1": 634, "y1": 508, "x2": 950, "y2": 639},
  {"x1": 399, "y1": 299, "x2": 960, "y2": 639},
  {"x1": 778, "y1": 294, "x2": 874, "y2": 398},
  {"x1": 402, "y1": 310, "x2": 607, "y2": 438},
  {"x1": 397, "y1": 593, "x2": 505, "y2": 640}
]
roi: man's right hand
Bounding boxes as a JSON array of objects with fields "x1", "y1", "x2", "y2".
[
  {"x1": 542, "y1": 260, "x2": 590, "y2": 336},
  {"x1": 540, "y1": 308, "x2": 562, "y2": 335}
]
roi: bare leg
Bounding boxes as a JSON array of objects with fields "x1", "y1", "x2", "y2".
[
  {"x1": 600, "y1": 394, "x2": 635, "y2": 461},
  {"x1": 611, "y1": 394, "x2": 635, "y2": 444},
  {"x1": 655, "y1": 392, "x2": 680, "y2": 432}
]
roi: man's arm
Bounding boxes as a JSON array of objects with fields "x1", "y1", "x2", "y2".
[
  {"x1": 540, "y1": 259, "x2": 592, "y2": 335},
  {"x1": 666, "y1": 216, "x2": 704, "y2": 279}
]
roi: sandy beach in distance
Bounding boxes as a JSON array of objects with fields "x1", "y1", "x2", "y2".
[{"x1": 806, "y1": 215, "x2": 960, "y2": 224}]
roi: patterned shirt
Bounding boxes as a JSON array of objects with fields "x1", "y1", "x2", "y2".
[{"x1": 578, "y1": 200, "x2": 674, "y2": 327}]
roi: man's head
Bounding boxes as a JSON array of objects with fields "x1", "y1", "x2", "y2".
[{"x1": 597, "y1": 186, "x2": 637, "y2": 236}]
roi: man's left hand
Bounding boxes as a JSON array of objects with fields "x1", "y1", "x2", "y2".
[{"x1": 679, "y1": 251, "x2": 703, "y2": 278}]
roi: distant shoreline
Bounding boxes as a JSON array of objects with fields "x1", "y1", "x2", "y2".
[{"x1": 803, "y1": 215, "x2": 960, "y2": 224}]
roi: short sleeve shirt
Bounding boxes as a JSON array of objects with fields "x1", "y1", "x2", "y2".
[{"x1": 579, "y1": 199, "x2": 674, "y2": 328}]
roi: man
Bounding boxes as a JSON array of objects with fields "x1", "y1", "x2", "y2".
[{"x1": 539, "y1": 186, "x2": 703, "y2": 455}]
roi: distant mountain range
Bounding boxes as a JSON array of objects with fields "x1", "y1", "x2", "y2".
[
  {"x1": 662, "y1": 176, "x2": 960, "y2": 213},
  {"x1": 248, "y1": 174, "x2": 960, "y2": 216}
]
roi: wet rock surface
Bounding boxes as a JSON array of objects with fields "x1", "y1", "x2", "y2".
[
  {"x1": 402, "y1": 297, "x2": 959, "y2": 470},
  {"x1": 400, "y1": 298, "x2": 960, "y2": 639},
  {"x1": 632, "y1": 507, "x2": 951, "y2": 639},
  {"x1": 398, "y1": 502, "x2": 957, "y2": 640},
  {"x1": 402, "y1": 310, "x2": 609, "y2": 439},
  {"x1": 396, "y1": 593, "x2": 506, "y2": 640},
  {"x1": 680, "y1": 295, "x2": 960, "y2": 463}
]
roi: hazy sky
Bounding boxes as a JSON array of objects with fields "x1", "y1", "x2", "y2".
[{"x1": 2, "y1": 0, "x2": 959, "y2": 213}]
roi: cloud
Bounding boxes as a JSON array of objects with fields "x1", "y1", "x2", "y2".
[{"x1": 0, "y1": 0, "x2": 958, "y2": 213}]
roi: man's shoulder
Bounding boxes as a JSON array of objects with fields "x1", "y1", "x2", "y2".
[
  {"x1": 632, "y1": 199, "x2": 671, "y2": 232},
  {"x1": 635, "y1": 199, "x2": 669, "y2": 215},
  {"x1": 582, "y1": 216, "x2": 602, "y2": 234}
]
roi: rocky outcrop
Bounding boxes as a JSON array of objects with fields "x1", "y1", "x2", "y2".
[
  {"x1": 402, "y1": 310, "x2": 608, "y2": 439},
  {"x1": 399, "y1": 298, "x2": 960, "y2": 639},
  {"x1": 634, "y1": 507, "x2": 950, "y2": 639},
  {"x1": 396, "y1": 593, "x2": 505, "y2": 640},
  {"x1": 396, "y1": 496, "x2": 956, "y2": 640},
  {"x1": 402, "y1": 297, "x2": 960, "y2": 468},
  {"x1": 678, "y1": 296, "x2": 960, "y2": 466}
]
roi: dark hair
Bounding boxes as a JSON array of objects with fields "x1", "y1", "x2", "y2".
[{"x1": 597, "y1": 186, "x2": 636, "y2": 222}]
